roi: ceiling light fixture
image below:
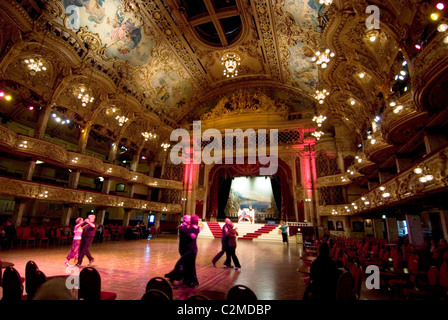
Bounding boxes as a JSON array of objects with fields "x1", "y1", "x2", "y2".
[
  {"x1": 311, "y1": 49, "x2": 335, "y2": 68},
  {"x1": 142, "y1": 131, "x2": 156, "y2": 141},
  {"x1": 314, "y1": 89, "x2": 330, "y2": 104},
  {"x1": 312, "y1": 114, "x2": 327, "y2": 127},
  {"x1": 311, "y1": 131, "x2": 324, "y2": 140},
  {"x1": 161, "y1": 143, "x2": 170, "y2": 151},
  {"x1": 23, "y1": 31, "x2": 48, "y2": 75},
  {"x1": 74, "y1": 68, "x2": 94, "y2": 107},
  {"x1": 221, "y1": 52, "x2": 241, "y2": 78}
]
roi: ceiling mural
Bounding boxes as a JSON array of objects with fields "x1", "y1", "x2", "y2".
[
  {"x1": 286, "y1": 41, "x2": 319, "y2": 91},
  {"x1": 286, "y1": 0, "x2": 322, "y2": 29},
  {"x1": 62, "y1": 0, "x2": 155, "y2": 66},
  {"x1": 0, "y1": 0, "x2": 437, "y2": 162}
]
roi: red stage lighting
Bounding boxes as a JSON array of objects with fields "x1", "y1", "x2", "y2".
[
  {"x1": 415, "y1": 44, "x2": 422, "y2": 50},
  {"x1": 436, "y1": 2, "x2": 445, "y2": 10},
  {"x1": 28, "y1": 106, "x2": 34, "y2": 111}
]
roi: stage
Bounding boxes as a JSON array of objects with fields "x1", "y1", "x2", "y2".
[{"x1": 0, "y1": 235, "x2": 306, "y2": 300}]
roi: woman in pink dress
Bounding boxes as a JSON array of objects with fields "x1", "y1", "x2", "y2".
[{"x1": 65, "y1": 218, "x2": 84, "y2": 267}]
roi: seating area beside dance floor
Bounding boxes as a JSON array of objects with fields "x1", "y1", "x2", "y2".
[{"x1": 0, "y1": 235, "x2": 395, "y2": 300}]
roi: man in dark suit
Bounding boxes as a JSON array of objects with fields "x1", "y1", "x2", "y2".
[
  {"x1": 77, "y1": 214, "x2": 96, "y2": 266},
  {"x1": 212, "y1": 218, "x2": 232, "y2": 267}
]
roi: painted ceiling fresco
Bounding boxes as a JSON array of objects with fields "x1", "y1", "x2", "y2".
[
  {"x1": 283, "y1": 0, "x2": 322, "y2": 93},
  {"x1": 62, "y1": 0, "x2": 155, "y2": 66},
  {"x1": 57, "y1": 0, "x2": 323, "y2": 124}
]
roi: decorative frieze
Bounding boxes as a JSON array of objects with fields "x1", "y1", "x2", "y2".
[
  {"x1": 0, "y1": 125, "x2": 183, "y2": 190},
  {"x1": 0, "y1": 176, "x2": 182, "y2": 213}
]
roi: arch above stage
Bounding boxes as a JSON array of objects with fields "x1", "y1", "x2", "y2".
[{"x1": 206, "y1": 157, "x2": 295, "y2": 222}]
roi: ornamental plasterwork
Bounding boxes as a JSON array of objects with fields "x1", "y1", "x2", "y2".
[
  {"x1": 348, "y1": 145, "x2": 448, "y2": 214},
  {"x1": 201, "y1": 90, "x2": 288, "y2": 121},
  {"x1": 0, "y1": 176, "x2": 182, "y2": 213},
  {"x1": 0, "y1": 125, "x2": 183, "y2": 190}
]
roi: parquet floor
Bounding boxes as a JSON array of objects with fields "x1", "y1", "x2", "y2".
[{"x1": 0, "y1": 235, "x2": 389, "y2": 300}]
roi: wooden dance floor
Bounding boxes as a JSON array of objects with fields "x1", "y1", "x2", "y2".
[{"x1": 0, "y1": 235, "x2": 388, "y2": 300}]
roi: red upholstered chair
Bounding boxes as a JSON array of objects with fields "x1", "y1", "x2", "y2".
[
  {"x1": 2, "y1": 267, "x2": 27, "y2": 300},
  {"x1": 56, "y1": 228, "x2": 68, "y2": 245},
  {"x1": 440, "y1": 261, "x2": 448, "y2": 288},
  {"x1": 336, "y1": 271, "x2": 355, "y2": 300},
  {"x1": 25, "y1": 269, "x2": 47, "y2": 300},
  {"x1": 145, "y1": 277, "x2": 173, "y2": 300},
  {"x1": 37, "y1": 227, "x2": 49, "y2": 247},
  {"x1": 25, "y1": 260, "x2": 39, "y2": 295},
  {"x1": 226, "y1": 285, "x2": 258, "y2": 300},
  {"x1": 403, "y1": 266, "x2": 446, "y2": 300},
  {"x1": 79, "y1": 267, "x2": 117, "y2": 300},
  {"x1": 21, "y1": 227, "x2": 36, "y2": 247},
  {"x1": 141, "y1": 289, "x2": 170, "y2": 301}
]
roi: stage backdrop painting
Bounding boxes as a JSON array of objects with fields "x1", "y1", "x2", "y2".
[{"x1": 224, "y1": 177, "x2": 279, "y2": 221}]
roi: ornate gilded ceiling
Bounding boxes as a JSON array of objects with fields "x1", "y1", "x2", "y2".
[
  {"x1": 0, "y1": 0, "x2": 444, "y2": 158},
  {"x1": 50, "y1": 0, "x2": 323, "y2": 122}
]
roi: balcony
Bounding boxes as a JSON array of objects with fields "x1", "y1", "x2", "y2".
[{"x1": 0, "y1": 125, "x2": 183, "y2": 190}]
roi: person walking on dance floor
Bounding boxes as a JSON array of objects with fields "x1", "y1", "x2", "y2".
[
  {"x1": 212, "y1": 218, "x2": 231, "y2": 267},
  {"x1": 224, "y1": 222, "x2": 241, "y2": 270}
]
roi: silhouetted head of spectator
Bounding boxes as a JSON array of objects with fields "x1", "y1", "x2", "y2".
[{"x1": 318, "y1": 243, "x2": 330, "y2": 258}]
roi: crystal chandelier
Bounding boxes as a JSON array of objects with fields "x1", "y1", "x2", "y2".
[
  {"x1": 142, "y1": 131, "x2": 156, "y2": 141},
  {"x1": 24, "y1": 31, "x2": 48, "y2": 75},
  {"x1": 314, "y1": 89, "x2": 330, "y2": 104},
  {"x1": 312, "y1": 115, "x2": 327, "y2": 127},
  {"x1": 221, "y1": 52, "x2": 241, "y2": 78},
  {"x1": 24, "y1": 57, "x2": 47, "y2": 75},
  {"x1": 116, "y1": 115, "x2": 128, "y2": 126},
  {"x1": 311, "y1": 49, "x2": 335, "y2": 69},
  {"x1": 311, "y1": 131, "x2": 324, "y2": 140},
  {"x1": 74, "y1": 85, "x2": 94, "y2": 107},
  {"x1": 161, "y1": 143, "x2": 170, "y2": 151}
]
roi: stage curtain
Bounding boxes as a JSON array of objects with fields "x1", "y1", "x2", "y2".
[
  {"x1": 270, "y1": 176, "x2": 282, "y2": 218},
  {"x1": 217, "y1": 177, "x2": 232, "y2": 219}
]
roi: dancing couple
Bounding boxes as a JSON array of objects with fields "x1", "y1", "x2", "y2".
[
  {"x1": 65, "y1": 214, "x2": 97, "y2": 267},
  {"x1": 212, "y1": 218, "x2": 241, "y2": 270},
  {"x1": 165, "y1": 214, "x2": 202, "y2": 288}
]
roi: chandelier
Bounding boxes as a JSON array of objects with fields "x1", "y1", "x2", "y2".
[
  {"x1": 116, "y1": 115, "x2": 128, "y2": 126},
  {"x1": 311, "y1": 49, "x2": 335, "y2": 68},
  {"x1": 314, "y1": 89, "x2": 329, "y2": 104},
  {"x1": 312, "y1": 115, "x2": 327, "y2": 127},
  {"x1": 74, "y1": 85, "x2": 94, "y2": 107},
  {"x1": 311, "y1": 131, "x2": 324, "y2": 140},
  {"x1": 24, "y1": 57, "x2": 47, "y2": 75},
  {"x1": 161, "y1": 143, "x2": 170, "y2": 151},
  {"x1": 142, "y1": 131, "x2": 156, "y2": 141},
  {"x1": 221, "y1": 52, "x2": 241, "y2": 78},
  {"x1": 24, "y1": 31, "x2": 48, "y2": 75}
]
